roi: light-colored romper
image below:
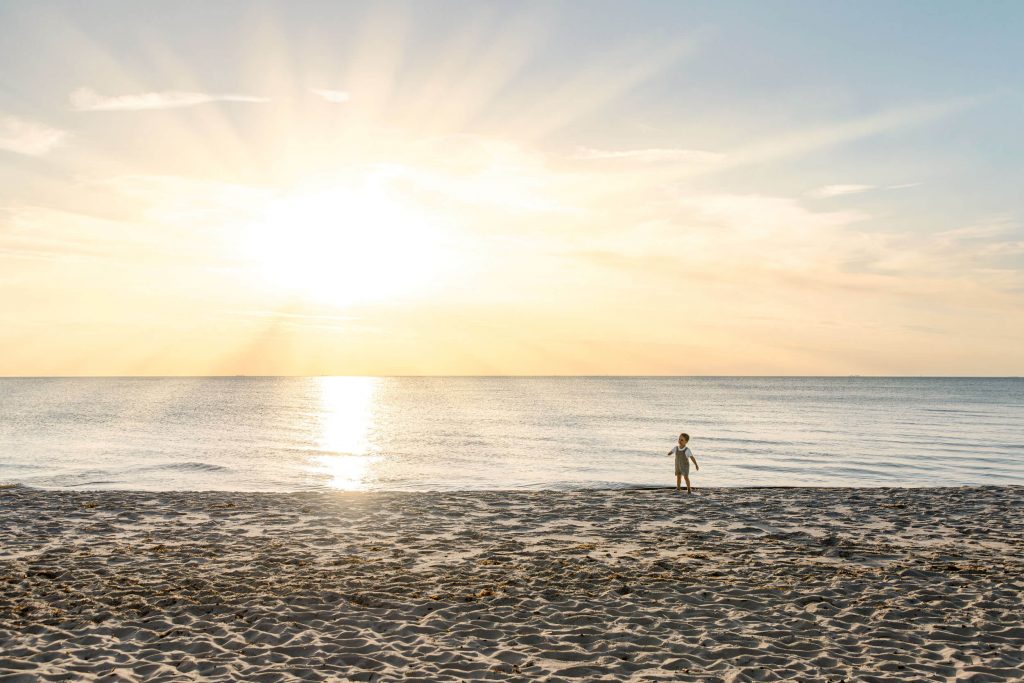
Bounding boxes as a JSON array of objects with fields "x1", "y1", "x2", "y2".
[{"x1": 672, "y1": 445, "x2": 693, "y2": 476}]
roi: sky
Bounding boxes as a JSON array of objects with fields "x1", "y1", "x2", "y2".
[{"x1": 1, "y1": 0, "x2": 1022, "y2": 376}]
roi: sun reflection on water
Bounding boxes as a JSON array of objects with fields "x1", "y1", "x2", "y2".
[{"x1": 314, "y1": 376, "x2": 380, "y2": 490}]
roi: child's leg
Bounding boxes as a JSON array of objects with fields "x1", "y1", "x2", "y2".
[
  {"x1": 683, "y1": 473, "x2": 692, "y2": 493},
  {"x1": 675, "y1": 474, "x2": 681, "y2": 491}
]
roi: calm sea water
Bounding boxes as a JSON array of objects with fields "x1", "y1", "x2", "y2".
[{"x1": 1, "y1": 377, "x2": 1021, "y2": 491}]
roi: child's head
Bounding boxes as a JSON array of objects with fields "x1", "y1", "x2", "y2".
[{"x1": 678, "y1": 432, "x2": 689, "y2": 445}]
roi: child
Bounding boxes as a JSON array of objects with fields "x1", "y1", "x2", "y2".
[{"x1": 667, "y1": 432, "x2": 699, "y2": 493}]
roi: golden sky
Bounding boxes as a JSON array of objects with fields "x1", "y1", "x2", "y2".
[{"x1": 1, "y1": 1, "x2": 1022, "y2": 375}]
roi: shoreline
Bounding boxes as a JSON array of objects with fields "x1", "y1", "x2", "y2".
[
  {"x1": 3, "y1": 486, "x2": 1023, "y2": 681},
  {"x1": 6, "y1": 483, "x2": 1023, "y2": 493}
]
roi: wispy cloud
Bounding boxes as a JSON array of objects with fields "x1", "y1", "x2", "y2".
[
  {"x1": 811, "y1": 184, "x2": 875, "y2": 198},
  {"x1": 810, "y1": 182, "x2": 924, "y2": 198},
  {"x1": 726, "y1": 97, "x2": 977, "y2": 171},
  {"x1": 578, "y1": 100, "x2": 969, "y2": 185},
  {"x1": 0, "y1": 113, "x2": 67, "y2": 155},
  {"x1": 552, "y1": 180, "x2": 1022, "y2": 310},
  {"x1": 0, "y1": 206, "x2": 134, "y2": 262},
  {"x1": 311, "y1": 88, "x2": 351, "y2": 104},
  {"x1": 70, "y1": 87, "x2": 269, "y2": 111},
  {"x1": 572, "y1": 147, "x2": 724, "y2": 165},
  {"x1": 932, "y1": 220, "x2": 1024, "y2": 259}
]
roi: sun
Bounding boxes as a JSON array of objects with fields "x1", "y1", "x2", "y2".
[{"x1": 244, "y1": 183, "x2": 451, "y2": 307}]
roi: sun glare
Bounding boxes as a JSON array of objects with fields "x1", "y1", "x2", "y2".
[
  {"x1": 318, "y1": 375, "x2": 378, "y2": 455},
  {"x1": 314, "y1": 376, "x2": 381, "y2": 490},
  {"x1": 245, "y1": 184, "x2": 451, "y2": 308}
]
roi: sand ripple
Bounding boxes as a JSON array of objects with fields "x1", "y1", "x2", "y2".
[{"x1": 1, "y1": 485, "x2": 1023, "y2": 681}]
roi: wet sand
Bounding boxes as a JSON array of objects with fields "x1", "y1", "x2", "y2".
[{"x1": 1, "y1": 485, "x2": 1022, "y2": 681}]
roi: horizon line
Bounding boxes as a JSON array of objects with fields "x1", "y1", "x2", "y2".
[{"x1": 1, "y1": 374, "x2": 1021, "y2": 380}]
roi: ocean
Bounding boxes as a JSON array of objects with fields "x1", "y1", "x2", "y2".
[{"x1": 1, "y1": 377, "x2": 1021, "y2": 491}]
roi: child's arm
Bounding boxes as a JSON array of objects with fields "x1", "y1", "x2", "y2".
[{"x1": 690, "y1": 452, "x2": 699, "y2": 471}]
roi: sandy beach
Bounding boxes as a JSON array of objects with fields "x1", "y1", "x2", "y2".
[{"x1": 1, "y1": 485, "x2": 1022, "y2": 682}]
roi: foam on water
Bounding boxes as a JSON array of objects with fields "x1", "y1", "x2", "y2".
[{"x1": 1, "y1": 377, "x2": 1021, "y2": 491}]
